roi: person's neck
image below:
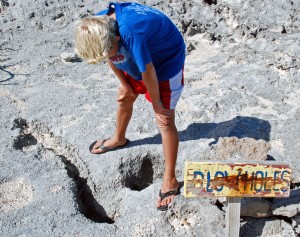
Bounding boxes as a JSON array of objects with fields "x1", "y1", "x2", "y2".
[{"x1": 108, "y1": 10, "x2": 116, "y2": 20}]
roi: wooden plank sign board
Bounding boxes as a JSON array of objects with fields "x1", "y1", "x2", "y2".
[{"x1": 184, "y1": 161, "x2": 291, "y2": 198}]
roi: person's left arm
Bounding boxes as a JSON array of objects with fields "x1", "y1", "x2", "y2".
[
  {"x1": 125, "y1": 34, "x2": 173, "y2": 122},
  {"x1": 142, "y1": 62, "x2": 173, "y2": 125}
]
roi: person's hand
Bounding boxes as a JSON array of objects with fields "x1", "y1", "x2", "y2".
[
  {"x1": 152, "y1": 101, "x2": 174, "y2": 125},
  {"x1": 117, "y1": 84, "x2": 137, "y2": 102}
]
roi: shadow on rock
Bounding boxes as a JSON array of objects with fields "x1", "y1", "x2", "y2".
[
  {"x1": 240, "y1": 216, "x2": 293, "y2": 237},
  {"x1": 129, "y1": 116, "x2": 271, "y2": 147},
  {"x1": 272, "y1": 188, "x2": 300, "y2": 209},
  {"x1": 58, "y1": 155, "x2": 114, "y2": 224},
  {"x1": 0, "y1": 65, "x2": 30, "y2": 85},
  {"x1": 0, "y1": 65, "x2": 15, "y2": 83},
  {"x1": 119, "y1": 155, "x2": 154, "y2": 191}
]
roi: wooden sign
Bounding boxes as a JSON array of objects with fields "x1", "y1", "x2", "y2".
[{"x1": 184, "y1": 161, "x2": 291, "y2": 198}]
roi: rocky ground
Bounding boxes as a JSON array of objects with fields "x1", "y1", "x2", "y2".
[{"x1": 1, "y1": 0, "x2": 299, "y2": 236}]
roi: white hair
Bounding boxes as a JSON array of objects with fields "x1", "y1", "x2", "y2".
[{"x1": 74, "y1": 15, "x2": 116, "y2": 64}]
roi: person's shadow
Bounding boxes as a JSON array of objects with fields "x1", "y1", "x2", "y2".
[
  {"x1": 129, "y1": 116, "x2": 273, "y2": 236},
  {"x1": 129, "y1": 116, "x2": 271, "y2": 147}
]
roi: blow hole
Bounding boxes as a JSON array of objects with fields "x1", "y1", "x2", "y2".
[
  {"x1": 12, "y1": 118, "x2": 37, "y2": 150},
  {"x1": 12, "y1": 117, "x2": 27, "y2": 130},
  {"x1": 120, "y1": 156, "x2": 154, "y2": 191},
  {"x1": 58, "y1": 155, "x2": 114, "y2": 224},
  {"x1": 13, "y1": 134, "x2": 38, "y2": 150},
  {"x1": 203, "y1": 0, "x2": 217, "y2": 5}
]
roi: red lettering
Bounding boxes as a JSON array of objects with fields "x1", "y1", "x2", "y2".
[
  {"x1": 109, "y1": 55, "x2": 118, "y2": 62},
  {"x1": 109, "y1": 54, "x2": 125, "y2": 63},
  {"x1": 118, "y1": 54, "x2": 124, "y2": 61}
]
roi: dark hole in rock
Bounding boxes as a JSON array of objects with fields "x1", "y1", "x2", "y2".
[
  {"x1": 281, "y1": 26, "x2": 287, "y2": 34},
  {"x1": 291, "y1": 182, "x2": 300, "y2": 189},
  {"x1": 0, "y1": 0, "x2": 9, "y2": 13},
  {"x1": 58, "y1": 155, "x2": 114, "y2": 224},
  {"x1": 52, "y1": 13, "x2": 64, "y2": 20},
  {"x1": 266, "y1": 155, "x2": 276, "y2": 161},
  {"x1": 215, "y1": 199, "x2": 225, "y2": 211},
  {"x1": 29, "y1": 12, "x2": 35, "y2": 19},
  {"x1": 276, "y1": 215, "x2": 293, "y2": 225},
  {"x1": 203, "y1": 0, "x2": 217, "y2": 5},
  {"x1": 122, "y1": 157, "x2": 154, "y2": 191},
  {"x1": 13, "y1": 134, "x2": 38, "y2": 149},
  {"x1": 12, "y1": 117, "x2": 28, "y2": 130}
]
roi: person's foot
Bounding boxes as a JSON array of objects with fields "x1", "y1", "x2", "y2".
[
  {"x1": 156, "y1": 178, "x2": 179, "y2": 210},
  {"x1": 89, "y1": 138, "x2": 128, "y2": 154}
]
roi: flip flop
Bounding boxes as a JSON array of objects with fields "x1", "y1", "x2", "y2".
[
  {"x1": 89, "y1": 138, "x2": 129, "y2": 154},
  {"x1": 157, "y1": 186, "x2": 181, "y2": 211}
]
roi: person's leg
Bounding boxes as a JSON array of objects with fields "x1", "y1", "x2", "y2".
[
  {"x1": 90, "y1": 86, "x2": 138, "y2": 154},
  {"x1": 156, "y1": 110, "x2": 180, "y2": 208},
  {"x1": 111, "y1": 86, "x2": 138, "y2": 142},
  {"x1": 153, "y1": 69, "x2": 184, "y2": 208}
]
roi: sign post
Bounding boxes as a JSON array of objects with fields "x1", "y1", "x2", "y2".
[
  {"x1": 226, "y1": 197, "x2": 241, "y2": 237},
  {"x1": 184, "y1": 161, "x2": 291, "y2": 237}
]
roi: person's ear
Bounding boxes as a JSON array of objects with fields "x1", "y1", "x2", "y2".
[{"x1": 115, "y1": 36, "x2": 120, "y2": 42}]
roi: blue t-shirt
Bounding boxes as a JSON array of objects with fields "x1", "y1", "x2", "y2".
[
  {"x1": 96, "y1": 2, "x2": 185, "y2": 81},
  {"x1": 109, "y1": 39, "x2": 142, "y2": 80}
]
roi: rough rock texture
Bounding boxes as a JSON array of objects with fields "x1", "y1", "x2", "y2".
[
  {"x1": 240, "y1": 217, "x2": 297, "y2": 237},
  {"x1": 240, "y1": 198, "x2": 272, "y2": 218},
  {"x1": 1, "y1": 0, "x2": 300, "y2": 236},
  {"x1": 292, "y1": 214, "x2": 300, "y2": 235},
  {"x1": 272, "y1": 188, "x2": 300, "y2": 218},
  {"x1": 0, "y1": 177, "x2": 34, "y2": 213},
  {"x1": 204, "y1": 136, "x2": 271, "y2": 161}
]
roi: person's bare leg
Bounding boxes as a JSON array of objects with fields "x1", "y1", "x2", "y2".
[
  {"x1": 155, "y1": 110, "x2": 180, "y2": 208},
  {"x1": 91, "y1": 88, "x2": 138, "y2": 154}
]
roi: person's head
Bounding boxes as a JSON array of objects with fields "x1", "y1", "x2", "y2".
[{"x1": 75, "y1": 15, "x2": 118, "y2": 64}]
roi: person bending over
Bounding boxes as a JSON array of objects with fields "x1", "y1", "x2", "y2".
[{"x1": 75, "y1": 2, "x2": 185, "y2": 211}]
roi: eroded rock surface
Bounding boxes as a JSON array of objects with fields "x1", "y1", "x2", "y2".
[
  {"x1": 206, "y1": 136, "x2": 271, "y2": 161},
  {"x1": 1, "y1": 0, "x2": 299, "y2": 236},
  {"x1": 0, "y1": 178, "x2": 33, "y2": 213}
]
